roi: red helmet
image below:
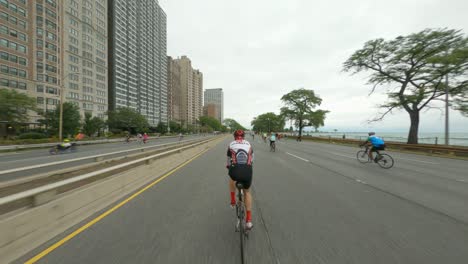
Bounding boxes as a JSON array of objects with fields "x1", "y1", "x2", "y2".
[{"x1": 233, "y1": 129, "x2": 245, "y2": 139}]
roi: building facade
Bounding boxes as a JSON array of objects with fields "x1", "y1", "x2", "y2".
[
  {"x1": 108, "y1": 0, "x2": 167, "y2": 126},
  {"x1": 63, "y1": 0, "x2": 108, "y2": 119},
  {"x1": 167, "y1": 56, "x2": 181, "y2": 123},
  {"x1": 1, "y1": 0, "x2": 61, "y2": 124},
  {"x1": 204, "y1": 88, "x2": 223, "y2": 122},
  {"x1": 170, "y1": 55, "x2": 203, "y2": 127}
]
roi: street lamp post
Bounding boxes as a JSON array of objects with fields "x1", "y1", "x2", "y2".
[{"x1": 59, "y1": 72, "x2": 80, "y2": 142}]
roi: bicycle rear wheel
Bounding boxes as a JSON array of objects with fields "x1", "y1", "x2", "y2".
[
  {"x1": 377, "y1": 154, "x2": 394, "y2": 169},
  {"x1": 356, "y1": 150, "x2": 369, "y2": 163}
]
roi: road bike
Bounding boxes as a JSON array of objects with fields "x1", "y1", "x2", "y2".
[
  {"x1": 49, "y1": 143, "x2": 77, "y2": 155},
  {"x1": 270, "y1": 141, "x2": 276, "y2": 152},
  {"x1": 356, "y1": 146, "x2": 394, "y2": 169},
  {"x1": 235, "y1": 182, "x2": 249, "y2": 264}
]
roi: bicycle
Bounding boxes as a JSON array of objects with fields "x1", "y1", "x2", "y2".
[
  {"x1": 270, "y1": 141, "x2": 276, "y2": 152},
  {"x1": 356, "y1": 146, "x2": 394, "y2": 169},
  {"x1": 235, "y1": 182, "x2": 249, "y2": 263}
]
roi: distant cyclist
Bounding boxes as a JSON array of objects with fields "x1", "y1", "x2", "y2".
[
  {"x1": 226, "y1": 129, "x2": 254, "y2": 230},
  {"x1": 269, "y1": 133, "x2": 276, "y2": 148},
  {"x1": 61, "y1": 139, "x2": 72, "y2": 149},
  {"x1": 361, "y1": 132, "x2": 386, "y2": 162}
]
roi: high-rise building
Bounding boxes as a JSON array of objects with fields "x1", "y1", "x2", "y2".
[
  {"x1": 1, "y1": 0, "x2": 61, "y2": 124},
  {"x1": 167, "y1": 56, "x2": 181, "y2": 123},
  {"x1": 108, "y1": 0, "x2": 167, "y2": 126},
  {"x1": 204, "y1": 88, "x2": 223, "y2": 122},
  {"x1": 63, "y1": 0, "x2": 108, "y2": 119},
  {"x1": 169, "y1": 55, "x2": 203, "y2": 127},
  {"x1": 1, "y1": 0, "x2": 108, "y2": 131}
]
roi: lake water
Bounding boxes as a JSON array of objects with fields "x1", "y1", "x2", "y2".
[{"x1": 305, "y1": 132, "x2": 468, "y2": 146}]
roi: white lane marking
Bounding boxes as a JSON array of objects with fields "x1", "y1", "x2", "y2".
[
  {"x1": 400, "y1": 158, "x2": 438, "y2": 165},
  {"x1": 328, "y1": 152, "x2": 355, "y2": 159},
  {"x1": 355, "y1": 179, "x2": 367, "y2": 184},
  {"x1": 456, "y1": 179, "x2": 467, "y2": 183},
  {"x1": 286, "y1": 152, "x2": 309, "y2": 162}
]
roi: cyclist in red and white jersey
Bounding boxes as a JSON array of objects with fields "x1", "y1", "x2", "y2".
[{"x1": 226, "y1": 129, "x2": 254, "y2": 229}]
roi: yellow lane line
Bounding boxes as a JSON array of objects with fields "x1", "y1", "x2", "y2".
[{"x1": 25, "y1": 142, "x2": 217, "y2": 264}]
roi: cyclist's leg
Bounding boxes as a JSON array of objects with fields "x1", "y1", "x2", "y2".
[{"x1": 229, "y1": 178, "x2": 236, "y2": 205}]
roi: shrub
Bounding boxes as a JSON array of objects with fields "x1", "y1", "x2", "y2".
[{"x1": 18, "y1": 132, "x2": 48, "y2": 139}]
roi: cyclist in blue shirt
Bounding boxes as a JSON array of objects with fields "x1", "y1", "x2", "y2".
[
  {"x1": 269, "y1": 133, "x2": 276, "y2": 148},
  {"x1": 361, "y1": 132, "x2": 386, "y2": 162}
]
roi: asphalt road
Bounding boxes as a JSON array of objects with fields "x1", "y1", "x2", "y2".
[
  {"x1": 0, "y1": 135, "x2": 205, "y2": 182},
  {"x1": 15, "y1": 137, "x2": 468, "y2": 263}
]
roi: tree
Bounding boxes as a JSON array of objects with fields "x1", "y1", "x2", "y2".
[
  {"x1": 250, "y1": 112, "x2": 285, "y2": 132},
  {"x1": 40, "y1": 102, "x2": 81, "y2": 137},
  {"x1": 155, "y1": 122, "x2": 168, "y2": 134},
  {"x1": 223, "y1": 118, "x2": 246, "y2": 131},
  {"x1": 107, "y1": 107, "x2": 149, "y2": 133},
  {"x1": 280, "y1": 89, "x2": 329, "y2": 137},
  {"x1": 343, "y1": 28, "x2": 468, "y2": 144},
  {"x1": 199, "y1": 116, "x2": 222, "y2": 131},
  {"x1": 0, "y1": 89, "x2": 37, "y2": 124},
  {"x1": 82, "y1": 112, "x2": 106, "y2": 137},
  {"x1": 169, "y1": 121, "x2": 181, "y2": 133}
]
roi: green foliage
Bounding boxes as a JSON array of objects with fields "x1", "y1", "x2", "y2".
[
  {"x1": 280, "y1": 89, "x2": 329, "y2": 136},
  {"x1": 251, "y1": 112, "x2": 285, "y2": 132},
  {"x1": 223, "y1": 118, "x2": 246, "y2": 131},
  {"x1": 17, "y1": 132, "x2": 48, "y2": 139},
  {"x1": 82, "y1": 112, "x2": 106, "y2": 137},
  {"x1": 0, "y1": 88, "x2": 37, "y2": 124},
  {"x1": 199, "y1": 116, "x2": 222, "y2": 131},
  {"x1": 107, "y1": 107, "x2": 149, "y2": 133},
  {"x1": 169, "y1": 121, "x2": 182, "y2": 133},
  {"x1": 343, "y1": 28, "x2": 468, "y2": 143},
  {"x1": 39, "y1": 102, "x2": 81, "y2": 137},
  {"x1": 155, "y1": 122, "x2": 168, "y2": 134}
]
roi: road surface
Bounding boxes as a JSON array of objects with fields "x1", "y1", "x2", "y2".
[{"x1": 14, "y1": 137, "x2": 468, "y2": 263}]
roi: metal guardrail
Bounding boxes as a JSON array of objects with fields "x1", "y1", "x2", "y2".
[
  {"x1": 0, "y1": 137, "x2": 217, "y2": 207},
  {"x1": 0, "y1": 137, "x2": 208, "y2": 176},
  {"x1": 302, "y1": 136, "x2": 468, "y2": 157},
  {"x1": 0, "y1": 135, "x2": 184, "y2": 151}
]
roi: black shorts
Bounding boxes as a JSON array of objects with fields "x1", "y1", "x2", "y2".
[
  {"x1": 228, "y1": 164, "x2": 253, "y2": 189},
  {"x1": 371, "y1": 144, "x2": 385, "y2": 151}
]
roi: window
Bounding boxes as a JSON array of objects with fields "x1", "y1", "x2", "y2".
[
  {"x1": 45, "y1": 19, "x2": 56, "y2": 30},
  {"x1": 36, "y1": 4, "x2": 43, "y2": 14},
  {"x1": 46, "y1": 86, "x2": 58, "y2": 95},
  {"x1": 36, "y1": 62, "x2": 44, "y2": 72},
  {"x1": 0, "y1": 51, "x2": 7, "y2": 60},
  {"x1": 0, "y1": 78, "x2": 8, "y2": 87},
  {"x1": 37, "y1": 97, "x2": 44, "y2": 104},
  {"x1": 46, "y1": 31, "x2": 56, "y2": 40},
  {"x1": 36, "y1": 27, "x2": 43, "y2": 37},
  {"x1": 0, "y1": 25, "x2": 7, "y2": 35},
  {"x1": 18, "y1": 57, "x2": 26, "y2": 65},
  {"x1": 37, "y1": 51, "x2": 44, "y2": 59},
  {"x1": 69, "y1": 82, "x2": 79, "y2": 90},
  {"x1": 18, "y1": 82, "x2": 26, "y2": 90},
  {"x1": 36, "y1": 85, "x2": 44, "y2": 92},
  {"x1": 46, "y1": 64, "x2": 57, "y2": 73},
  {"x1": 69, "y1": 55, "x2": 79, "y2": 64},
  {"x1": 45, "y1": 8, "x2": 56, "y2": 19},
  {"x1": 0, "y1": 65, "x2": 7, "y2": 74},
  {"x1": 0, "y1": 38, "x2": 8, "y2": 47},
  {"x1": 46, "y1": 53, "x2": 57, "y2": 62},
  {"x1": 18, "y1": 20, "x2": 26, "y2": 29},
  {"x1": 45, "y1": 42, "x2": 56, "y2": 51}
]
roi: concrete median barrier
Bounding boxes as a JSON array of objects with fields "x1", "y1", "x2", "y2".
[{"x1": 0, "y1": 136, "x2": 225, "y2": 263}]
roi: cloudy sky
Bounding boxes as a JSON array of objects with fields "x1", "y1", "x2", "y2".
[{"x1": 159, "y1": 0, "x2": 467, "y2": 133}]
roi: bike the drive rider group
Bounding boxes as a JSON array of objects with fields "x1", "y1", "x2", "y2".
[
  {"x1": 226, "y1": 130, "x2": 254, "y2": 230},
  {"x1": 360, "y1": 132, "x2": 386, "y2": 162}
]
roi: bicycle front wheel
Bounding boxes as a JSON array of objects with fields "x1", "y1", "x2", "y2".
[
  {"x1": 356, "y1": 150, "x2": 369, "y2": 163},
  {"x1": 377, "y1": 154, "x2": 394, "y2": 169}
]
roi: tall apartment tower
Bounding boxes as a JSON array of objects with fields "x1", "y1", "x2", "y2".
[
  {"x1": 204, "y1": 88, "x2": 223, "y2": 122},
  {"x1": 167, "y1": 55, "x2": 181, "y2": 123},
  {"x1": 1, "y1": 0, "x2": 61, "y2": 124},
  {"x1": 63, "y1": 0, "x2": 108, "y2": 119},
  {"x1": 108, "y1": 0, "x2": 167, "y2": 126},
  {"x1": 170, "y1": 55, "x2": 203, "y2": 126}
]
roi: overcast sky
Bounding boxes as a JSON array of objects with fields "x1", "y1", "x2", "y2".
[{"x1": 159, "y1": 0, "x2": 467, "y2": 133}]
